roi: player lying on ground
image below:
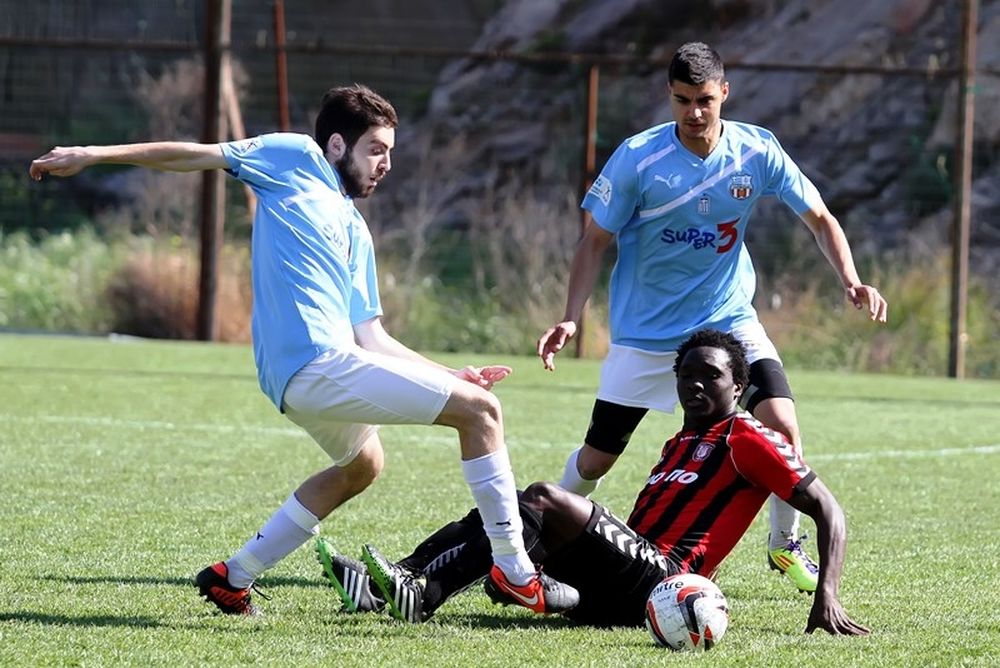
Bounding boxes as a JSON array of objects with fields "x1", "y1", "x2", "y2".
[{"x1": 316, "y1": 329, "x2": 869, "y2": 635}]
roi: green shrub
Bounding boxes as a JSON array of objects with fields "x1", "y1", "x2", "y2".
[
  {"x1": 0, "y1": 229, "x2": 122, "y2": 333},
  {"x1": 4, "y1": 229, "x2": 997, "y2": 379},
  {"x1": 758, "y1": 252, "x2": 999, "y2": 378}
]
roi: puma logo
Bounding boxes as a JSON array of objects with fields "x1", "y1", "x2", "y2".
[{"x1": 654, "y1": 173, "x2": 682, "y2": 188}]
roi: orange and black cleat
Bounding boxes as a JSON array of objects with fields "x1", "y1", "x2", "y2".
[
  {"x1": 195, "y1": 561, "x2": 264, "y2": 616},
  {"x1": 483, "y1": 565, "x2": 579, "y2": 614}
]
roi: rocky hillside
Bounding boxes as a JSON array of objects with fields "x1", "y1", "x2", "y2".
[{"x1": 379, "y1": 0, "x2": 1000, "y2": 275}]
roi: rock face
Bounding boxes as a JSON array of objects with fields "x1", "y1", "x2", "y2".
[{"x1": 380, "y1": 0, "x2": 1000, "y2": 274}]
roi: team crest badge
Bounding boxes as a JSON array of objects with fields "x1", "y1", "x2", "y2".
[
  {"x1": 729, "y1": 173, "x2": 753, "y2": 200},
  {"x1": 692, "y1": 441, "x2": 714, "y2": 462}
]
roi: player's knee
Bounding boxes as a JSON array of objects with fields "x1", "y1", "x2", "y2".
[
  {"x1": 577, "y1": 447, "x2": 616, "y2": 480},
  {"x1": 342, "y1": 440, "x2": 384, "y2": 492},
  {"x1": 453, "y1": 386, "x2": 503, "y2": 434},
  {"x1": 521, "y1": 481, "x2": 563, "y2": 512}
]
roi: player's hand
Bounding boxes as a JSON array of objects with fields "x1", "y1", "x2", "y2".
[
  {"x1": 454, "y1": 365, "x2": 512, "y2": 391},
  {"x1": 846, "y1": 284, "x2": 887, "y2": 323},
  {"x1": 29, "y1": 146, "x2": 94, "y2": 180},
  {"x1": 536, "y1": 321, "x2": 577, "y2": 371},
  {"x1": 805, "y1": 595, "x2": 870, "y2": 636}
]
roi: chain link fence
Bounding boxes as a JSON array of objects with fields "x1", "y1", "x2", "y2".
[{"x1": 1, "y1": 0, "x2": 998, "y2": 374}]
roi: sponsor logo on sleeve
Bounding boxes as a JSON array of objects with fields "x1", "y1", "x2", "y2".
[
  {"x1": 588, "y1": 175, "x2": 613, "y2": 206},
  {"x1": 232, "y1": 137, "x2": 263, "y2": 154}
]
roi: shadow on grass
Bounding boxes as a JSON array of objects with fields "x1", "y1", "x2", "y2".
[
  {"x1": 305, "y1": 610, "x2": 593, "y2": 636},
  {"x1": 0, "y1": 610, "x2": 251, "y2": 632},
  {"x1": 435, "y1": 611, "x2": 581, "y2": 630},
  {"x1": 39, "y1": 574, "x2": 325, "y2": 589},
  {"x1": 0, "y1": 611, "x2": 166, "y2": 629}
]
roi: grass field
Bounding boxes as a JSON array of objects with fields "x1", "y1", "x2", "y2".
[{"x1": 1, "y1": 333, "x2": 998, "y2": 667}]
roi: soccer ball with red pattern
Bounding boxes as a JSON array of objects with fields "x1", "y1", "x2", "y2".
[{"x1": 644, "y1": 573, "x2": 729, "y2": 651}]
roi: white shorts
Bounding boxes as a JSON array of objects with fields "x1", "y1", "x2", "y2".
[
  {"x1": 597, "y1": 321, "x2": 780, "y2": 414},
  {"x1": 281, "y1": 345, "x2": 456, "y2": 466}
]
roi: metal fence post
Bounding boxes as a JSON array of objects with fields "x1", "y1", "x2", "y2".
[
  {"x1": 197, "y1": 0, "x2": 230, "y2": 341},
  {"x1": 575, "y1": 62, "x2": 599, "y2": 358},
  {"x1": 948, "y1": 0, "x2": 978, "y2": 378}
]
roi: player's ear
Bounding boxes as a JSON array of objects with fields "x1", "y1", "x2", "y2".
[
  {"x1": 326, "y1": 133, "x2": 346, "y2": 161},
  {"x1": 720, "y1": 80, "x2": 730, "y2": 103}
]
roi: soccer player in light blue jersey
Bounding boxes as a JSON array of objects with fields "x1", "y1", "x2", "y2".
[
  {"x1": 30, "y1": 85, "x2": 578, "y2": 618},
  {"x1": 537, "y1": 43, "x2": 888, "y2": 594}
]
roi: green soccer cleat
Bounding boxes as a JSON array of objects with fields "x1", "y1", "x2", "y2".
[
  {"x1": 361, "y1": 543, "x2": 427, "y2": 623},
  {"x1": 767, "y1": 534, "x2": 819, "y2": 593},
  {"x1": 315, "y1": 537, "x2": 385, "y2": 613}
]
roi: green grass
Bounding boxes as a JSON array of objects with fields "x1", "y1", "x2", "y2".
[{"x1": 1, "y1": 334, "x2": 998, "y2": 667}]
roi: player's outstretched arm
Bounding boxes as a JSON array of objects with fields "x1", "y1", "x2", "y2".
[
  {"x1": 798, "y1": 207, "x2": 888, "y2": 323},
  {"x1": 787, "y1": 477, "x2": 870, "y2": 636},
  {"x1": 536, "y1": 221, "x2": 613, "y2": 370},
  {"x1": 29, "y1": 142, "x2": 228, "y2": 180}
]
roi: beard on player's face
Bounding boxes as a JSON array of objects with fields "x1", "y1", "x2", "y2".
[{"x1": 335, "y1": 151, "x2": 373, "y2": 199}]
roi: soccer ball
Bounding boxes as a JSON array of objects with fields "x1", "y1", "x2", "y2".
[{"x1": 644, "y1": 573, "x2": 729, "y2": 651}]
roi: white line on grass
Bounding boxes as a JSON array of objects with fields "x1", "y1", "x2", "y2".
[
  {"x1": 5, "y1": 414, "x2": 304, "y2": 437},
  {"x1": 806, "y1": 444, "x2": 1000, "y2": 461},
  {"x1": 4, "y1": 414, "x2": 1000, "y2": 461}
]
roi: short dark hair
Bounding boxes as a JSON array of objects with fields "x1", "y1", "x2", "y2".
[
  {"x1": 314, "y1": 84, "x2": 398, "y2": 153},
  {"x1": 668, "y1": 42, "x2": 725, "y2": 85},
  {"x1": 673, "y1": 329, "x2": 749, "y2": 389}
]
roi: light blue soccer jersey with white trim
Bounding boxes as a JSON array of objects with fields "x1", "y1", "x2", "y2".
[
  {"x1": 220, "y1": 133, "x2": 382, "y2": 408},
  {"x1": 583, "y1": 120, "x2": 821, "y2": 352}
]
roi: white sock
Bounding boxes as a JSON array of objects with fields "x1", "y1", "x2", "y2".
[
  {"x1": 768, "y1": 494, "x2": 801, "y2": 550},
  {"x1": 558, "y1": 447, "x2": 601, "y2": 497},
  {"x1": 226, "y1": 494, "x2": 320, "y2": 588},
  {"x1": 462, "y1": 450, "x2": 535, "y2": 585}
]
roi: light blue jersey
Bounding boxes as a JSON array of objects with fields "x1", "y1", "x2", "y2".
[
  {"x1": 583, "y1": 120, "x2": 822, "y2": 352},
  {"x1": 221, "y1": 133, "x2": 381, "y2": 408}
]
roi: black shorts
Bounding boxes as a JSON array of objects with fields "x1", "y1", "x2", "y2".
[
  {"x1": 542, "y1": 503, "x2": 678, "y2": 627},
  {"x1": 738, "y1": 358, "x2": 793, "y2": 413}
]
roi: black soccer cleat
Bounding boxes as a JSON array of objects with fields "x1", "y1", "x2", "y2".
[
  {"x1": 315, "y1": 537, "x2": 385, "y2": 613},
  {"x1": 361, "y1": 543, "x2": 427, "y2": 623}
]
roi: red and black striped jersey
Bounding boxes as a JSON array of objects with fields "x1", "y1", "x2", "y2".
[{"x1": 626, "y1": 411, "x2": 814, "y2": 577}]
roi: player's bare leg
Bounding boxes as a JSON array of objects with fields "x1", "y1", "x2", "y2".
[
  {"x1": 435, "y1": 385, "x2": 578, "y2": 613},
  {"x1": 294, "y1": 434, "x2": 384, "y2": 519}
]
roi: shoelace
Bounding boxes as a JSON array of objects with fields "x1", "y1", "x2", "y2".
[
  {"x1": 250, "y1": 582, "x2": 272, "y2": 602},
  {"x1": 787, "y1": 534, "x2": 820, "y2": 574}
]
